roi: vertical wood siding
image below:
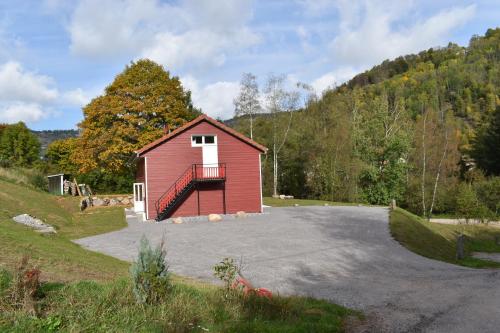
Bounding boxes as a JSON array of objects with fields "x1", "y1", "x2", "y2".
[{"x1": 142, "y1": 120, "x2": 262, "y2": 219}]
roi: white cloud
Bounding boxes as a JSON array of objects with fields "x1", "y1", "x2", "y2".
[
  {"x1": 63, "y1": 88, "x2": 92, "y2": 106},
  {"x1": 0, "y1": 61, "x2": 58, "y2": 103},
  {"x1": 182, "y1": 76, "x2": 239, "y2": 120},
  {"x1": 69, "y1": 0, "x2": 259, "y2": 70},
  {"x1": 330, "y1": 1, "x2": 476, "y2": 68},
  {"x1": 0, "y1": 61, "x2": 94, "y2": 124},
  {"x1": 311, "y1": 67, "x2": 358, "y2": 93},
  {"x1": 0, "y1": 103, "x2": 49, "y2": 123}
]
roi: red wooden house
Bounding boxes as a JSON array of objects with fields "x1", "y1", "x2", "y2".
[{"x1": 134, "y1": 114, "x2": 267, "y2": 221}]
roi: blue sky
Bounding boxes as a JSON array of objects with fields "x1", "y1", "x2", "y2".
[{"x1": 0, "y1": 0, "x2": 498, "y2": 130}]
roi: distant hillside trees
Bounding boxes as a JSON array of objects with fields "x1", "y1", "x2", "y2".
[
  {"x1": 0, "y1": 122, "x2": 41, "y2": 167},
  {"x1": 238, "y1": 28, "x2": 499, "y2": 218}
]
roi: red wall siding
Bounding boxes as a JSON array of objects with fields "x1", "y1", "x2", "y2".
[
  {"x1": 136, "y1": 158, "x2": 145, "y2": 183},
  {"x1": 142, "y1": 120, "x2": 262, "y2": 219}
]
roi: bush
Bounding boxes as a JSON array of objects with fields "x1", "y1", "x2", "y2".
[
  {"x1": 456, "y1": 183, "x2": 494, "y2": 223},
  {"x1": 213, "y1": 257, "x2": 239, "y2": 295},
  {"x1": 474, "y1": 177, "x2": 500, "y2": 216},
  {"x1": 130, "y1": 236, "x2": 171, "y2": 304},
  {"x1": 28, "y1": 171, "x2": 48, "y2": 191}
]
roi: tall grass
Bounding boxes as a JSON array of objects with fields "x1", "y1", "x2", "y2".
[{"x1": 0, "y1": 167, "x2": 47, "y2": 191}]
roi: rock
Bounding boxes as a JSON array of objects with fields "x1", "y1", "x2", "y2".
[
  {"x1": 284, "y1": 195, "x2": 294, "y2": 199},
  {"x1": 324, "y1": 203, "x2": 329, "y2": 206},
  {"x1": 93, "y1": 198, "x2": 105, "y2": 207},
  {"x1": 109, "y1": 198, "x2": 119, "y2": 206},
  {"x1": 279, "y1": 194, "x2": 286, "y2": 200},
  {"x1": 116, "y1": 197, "x2": 124, "y2": 202},
  {"x1": 172, "y1": 217, "x2": 183, "y2": 224},
  {"x1": 293, "y1": 204, "x2": 299, "y2": 207},
  {"x1": 236, "y1": 211, "x2": 247, "y2": 218},
  {"x1": 80, "y1": 199, "x2": 88, "y2": 211},
  {"x1": 12, "y1": 214, "x2": 56, "y2": 233},
  {"x1": 208, "y1": 214, "x2": 222, "y2": 222},
  {"x1": 121, "y1": 198, "x2": 130, "y2": 205}
]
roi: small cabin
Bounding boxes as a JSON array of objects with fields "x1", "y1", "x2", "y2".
[{"x1": 134, "y1": 114, "x2": 267, "y2": 221}]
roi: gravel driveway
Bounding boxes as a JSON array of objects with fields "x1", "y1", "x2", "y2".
[{"x1": 75, "y1": 206, "x2": 500, "y2": 332}]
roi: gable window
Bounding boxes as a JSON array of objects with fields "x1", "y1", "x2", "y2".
[
  {"x1": 192, "y1": 136, "x2": 203, "y2": 146},
  {"x1": 191, "y1": 135, "x2": 217, "y2": 147}
]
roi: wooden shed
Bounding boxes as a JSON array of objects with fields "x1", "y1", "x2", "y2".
[
  {"x1": 47, "y1": 174, "x2": 67, "y2": 195},
  {"x1": 134, "y1": 114, "x2": 267, "y2": 221}
]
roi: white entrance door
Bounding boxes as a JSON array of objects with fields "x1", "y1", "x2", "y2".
[
  {"x1": 133, "y1": 183, "x2": 145, "y2": 213},
  {"x1": 202, "y1": 136, "x2": 218, "y2": 177}
]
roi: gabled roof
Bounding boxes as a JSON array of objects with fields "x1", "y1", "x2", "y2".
[{"x1": 136, "y1": 114, "x2": 267, "y2": 156}]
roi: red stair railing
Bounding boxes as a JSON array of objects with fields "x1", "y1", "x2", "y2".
[{"x1": 155, "y1": 163, "x2": 226, "y2": 218}]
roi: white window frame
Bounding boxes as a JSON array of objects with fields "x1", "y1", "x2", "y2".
[{"x1": 191, "y1": 135, "x2": 217, "y2": 147}]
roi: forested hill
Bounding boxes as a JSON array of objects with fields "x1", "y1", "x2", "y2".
[
  {"x1": 247, "y1": 28, "x2": 499, "y2": 218},
  {"x1": 32, "y1": 130, "x2": 79, "y2": 154}
]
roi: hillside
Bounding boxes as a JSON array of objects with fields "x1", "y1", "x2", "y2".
[
  {"x1": 32, "y1": 129, "x2": 79, "y2": 154},
  {"x1": 245, "y1": 28, "x2": 500, "y2": 218}
]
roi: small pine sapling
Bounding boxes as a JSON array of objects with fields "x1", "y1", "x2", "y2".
[{"x1": 130, "y1": 235, "x2": 171, "y2": 304}]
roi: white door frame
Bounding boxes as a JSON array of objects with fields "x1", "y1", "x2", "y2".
[{"x1": 133, "y1": 182, "x2": 145, "y2": 213}]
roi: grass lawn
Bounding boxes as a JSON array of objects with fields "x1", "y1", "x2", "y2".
[
  {"x1": 0, "y1": 180, "x2": 358, "y2": 332},
  {"x1": 263, "y1": 197, "x2": 358, "y2": 207},
  {"x1": 390, "y1": 208, "x2": 500, "y2": 268},
  {"x1": 0, "y1": 178, "x2": 129, "y2": 282}
]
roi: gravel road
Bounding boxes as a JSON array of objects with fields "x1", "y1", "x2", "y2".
[{"x1": 75, "y1": 206, "x2": 500, "y2": 332}]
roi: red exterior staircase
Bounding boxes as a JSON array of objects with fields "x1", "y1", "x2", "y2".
[{"x1": 155, "y1": 163, "x2": 226, "y2": 221}]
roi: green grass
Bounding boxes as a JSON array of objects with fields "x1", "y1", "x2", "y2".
[
  {"x1": 0, "y1": 274, "x2": 357, "y2": 333},
  {"x1": 0, "y1": 179, "x2": 358, "y2": 332},
  {"x1": 0, "y1": 178, "x2": 129, "y2": 282},
  {"x1": 263, "y1": 197, "x2": 358, "y2": 207},
  {"x1": 390, "y1": 208, "x2": 500, "y2": 268}
]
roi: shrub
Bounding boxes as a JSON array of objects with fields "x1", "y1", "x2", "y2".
[
  {"x1": 456, "y1": 183, "x2": 494, "y2": 223},
  {"x1": 130, "y1": 236, "x2": 171, "y2": 304},
  {"x1": 474, "y1": 177, "x2": 500, "y2": 216},
  {"x1": 28, "y1": 171, "x2": 48, "y2": 191},
  {"x1": 6, "y1": 255, "x2": 42, "y2": 316},
  {"x1": 213, "y1": 257, "x2": 239, "y2": 296}
]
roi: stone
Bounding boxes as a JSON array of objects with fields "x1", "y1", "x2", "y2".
[
  {"x1": 279, "y1": 194, "x2": 286, "y2": 200},
  {"x1": 121, "y1": 198, "x2": 130, "y2": 205},
  {"x1": 172, "y1": 217, "x2": 183, "y2": 224},
  {"x1": 109, "y1": 198, "x2": 119, "y2": 206},
  {"x1": 35, "y1": 227, "x2": 57, "y2": 234},
  {"x1": 284, "y1": 195, "x2": 294, "y2": 199},
  {"x1": 80, "y1": 199, "x2": 88, "y2": 211},
  {"x1": 236, "y1": 211, "x2": 247, "y2": 218},
  {"x1": 116, "y1": 197, "x2": 124, "y2": 202},
  {"x1": 93, "y1": 198, "x2": 105, "y2": 207},
  {"x1": 324, "y1": 203, "x2": 329, "y2": 206},
  {"x1": 208, "y1": 214, "x2": 222, "y2": 222},
  {"x1": 12, "y1": 214, "x2": 56, "y2": 233},
  {"x1": 293, "y1": 204, "x2": 299, "y2": 207}
]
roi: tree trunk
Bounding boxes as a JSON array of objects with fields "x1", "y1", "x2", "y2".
[
  {"x1": 429, "y1": 121, "x2": 449, "y2": 218},
  {"x1": 273, "y1": 145, "x2": 278, "y2": 197},
  {"x1": 421, "y1": 109, "x2": 428, "y2": 218},
  {"x1": 249, "y1": 114, "x2": 253, "y2": 140}
]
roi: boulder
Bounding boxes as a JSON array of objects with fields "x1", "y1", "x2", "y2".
[
  {"x1": 109, "y1": 198, "x2": 119, "y2": 206},
  {"x1": 293, "y1": 203, "x2": 299, "y2": 207},
  {"x1": 116, "y1": 197, "x2": 124, "y2": 202},
  {"x1": 284, "y1": 195, "x2": 294, "y2": 199},
  {"x1": 235, "y1": 211, "x2": 247, "y2": 218},
  {"x1": 208, "y1": 214, "x2": 222, "y2": 222},
  {"x1": 279, "y1": 194, "x2": 286, "y2": 200},
  {"x1": 121, "y1": 198, "x2": 130, "y2": 205},
  {"x1": 172, "y1": 217, "x2": 183, "y2": 224},
  {"x1": 93, "y1": 198, "x2": 105, "y2": 207},
  {"x1": 12, "y1": 214, "x2": 56, "y2": 233}
]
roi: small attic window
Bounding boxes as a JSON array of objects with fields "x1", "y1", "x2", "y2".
[
  {"x1": 204, "y1": 136, "x2": 215, "y2": 144},
  {"x1": 192, "y1": 136, "x2": 203, "y2": 145}
]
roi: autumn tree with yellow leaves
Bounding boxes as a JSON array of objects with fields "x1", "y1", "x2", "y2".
[{"x1": 72, "y1": 59, "x2": 199, "y2": 176}]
